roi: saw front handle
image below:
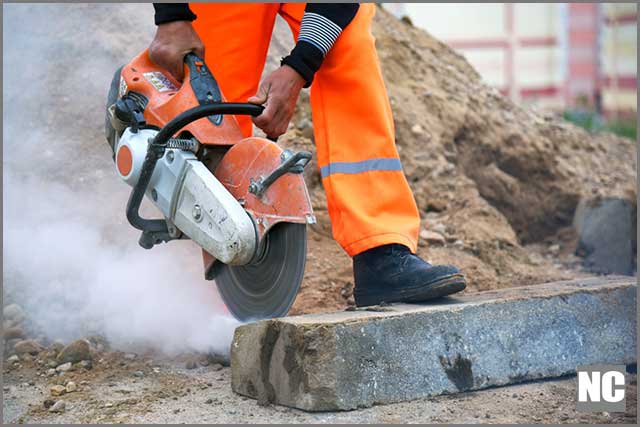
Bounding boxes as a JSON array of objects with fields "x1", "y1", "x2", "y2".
[
  {"x1": 126, "y1": 102, "x2": 264, "y2": 249},
  {"x1": 248, "y1": 151, "x2": 312, "y2": 198}
]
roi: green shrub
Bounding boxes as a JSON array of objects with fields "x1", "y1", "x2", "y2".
[{"x1": 563, "y1": 109, "x2": 636, "y2": 140}]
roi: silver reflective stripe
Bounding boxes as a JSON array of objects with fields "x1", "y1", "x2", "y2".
[{"x1": 320, "y1": 158, "x2": 403, "y2": 178}]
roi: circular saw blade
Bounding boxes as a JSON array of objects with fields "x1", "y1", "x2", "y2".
[{"x1": 215, "y1": 223, "x2": 306, "y2": 322}]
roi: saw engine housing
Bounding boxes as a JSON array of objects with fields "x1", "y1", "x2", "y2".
[
  {"x1": 115, "y1": 127, "x2": 257, "y2": 265},
  {"x1": 105, "y1": 50, "x2": 314, "y2": 319}
]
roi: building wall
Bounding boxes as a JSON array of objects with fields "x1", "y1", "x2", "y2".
[
  {"x1": 384, "y1": 3, "x2": 637, "y2": 116},
  {"x1": 601, "y1": 3, "x2": 637, "y2": 118}
]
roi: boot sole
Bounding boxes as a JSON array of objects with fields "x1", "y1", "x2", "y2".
[{"x1": 355, "y1": 274, "x2": 467, "y2": 307}]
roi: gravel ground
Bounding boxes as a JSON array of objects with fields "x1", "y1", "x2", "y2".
[{"x1": 3, "y1": 357, "x2": 637, "y2": 424}]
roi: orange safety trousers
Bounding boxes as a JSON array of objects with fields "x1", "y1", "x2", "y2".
[{"x1": 191, "y1": 3, "x2": 420, "y2": 256}]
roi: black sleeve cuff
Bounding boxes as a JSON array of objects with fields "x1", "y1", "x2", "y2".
[
  {"x1": 153, "y1": 3, "x2": 197, "y2": 25},
  {"x1": 281, "y1": 41, "x2": 324, "y2": 88}
]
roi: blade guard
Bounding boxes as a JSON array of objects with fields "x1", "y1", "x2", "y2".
[{"x1": 202, "y1": 137, "x2": 314, "y2": 278}]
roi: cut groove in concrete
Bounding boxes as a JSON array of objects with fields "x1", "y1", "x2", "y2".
[{"x1": 231, "y1": 277, "x2": 637, "y2": 411}]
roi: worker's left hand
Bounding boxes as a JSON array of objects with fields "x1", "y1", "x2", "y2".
[{"x1": 248, "y1": 65, "x2": 306, "y2": 139}]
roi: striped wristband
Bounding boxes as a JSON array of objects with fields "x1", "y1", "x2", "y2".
[
  {"x1": 281, "y1": 12, "x2": 345, "y2": 87},
  {"x1": 298, "y1": 12, "x2": 343, "y2": 57}
]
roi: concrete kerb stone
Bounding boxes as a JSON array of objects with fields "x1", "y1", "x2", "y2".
[{"x1": 231, "y1": 276, "x2": 637, "y2": 411}]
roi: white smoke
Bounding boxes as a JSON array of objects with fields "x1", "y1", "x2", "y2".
[
  {"x1": 2, "y1": 3, "x2": 239, "y2": 355},
  {"x1": 2, "y1": 171, "x2": 239, "y2": 355}
]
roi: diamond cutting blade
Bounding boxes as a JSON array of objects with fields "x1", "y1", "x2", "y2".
[{"x1": 214, "y1": 223, "x2": 306, "y2": 322}]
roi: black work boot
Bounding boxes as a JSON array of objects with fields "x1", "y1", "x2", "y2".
[{"x1": 353, "y1": 244, "x2": 466, "y2": 307}]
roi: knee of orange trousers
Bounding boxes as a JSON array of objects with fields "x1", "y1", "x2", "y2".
[
  {"x1": 321, "y1": 171, "x2": 420, "y2": 257},
  {"x1": 304, "y1": 5, "x2": 420, "y2": 255},
  {"x1": 309, "y1": 4, "x2": 397, "y2": 168}
]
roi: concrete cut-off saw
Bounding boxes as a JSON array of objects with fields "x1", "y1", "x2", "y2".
[{"x1": 104, "y1": 51, "x2": 314, "y2": 321}]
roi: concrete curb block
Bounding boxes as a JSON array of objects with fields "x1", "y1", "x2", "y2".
[{"x1": 231, "y1": 277, "x2": 637, "y2": 411}]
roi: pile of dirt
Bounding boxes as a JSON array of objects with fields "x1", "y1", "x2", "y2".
[{"x1": 274, "y1": 6, "x2": 636, "y2": 314}]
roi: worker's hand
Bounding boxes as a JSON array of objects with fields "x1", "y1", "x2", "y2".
[
  {"x1": 248, "y1": 65, "x2": 306, "y2": 139},
  {"x1": 148, "y1": 21, "x2": 204, "y2": 82}
]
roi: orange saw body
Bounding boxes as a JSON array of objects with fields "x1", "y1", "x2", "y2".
[{"x1": 105, "y1": 50, "x2": 314, "y2": 320}]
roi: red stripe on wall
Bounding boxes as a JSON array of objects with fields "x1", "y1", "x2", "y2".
[
  {"x1": 446, "y1": 37, "x2": 556, "y2": 50},
  {"x1": 520, "y1": 86, "x2": 561, "y2": 98},
  {"x1": 519, "y1": 36, "x2": 557, "y2": 47},
  {"x1": 447, "y1": 39, "x2": 508, "y2": 49},
  {"x1": 603, "y1": 76, "x2": 638, "y2": 90},
  {"x1": 604, "y1": 14, "x2": 638, "y2": 25}
]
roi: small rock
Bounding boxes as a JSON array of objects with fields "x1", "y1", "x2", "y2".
[
  {"x1": 47, "y1": 360, "x2": 58, "y2": 368},
  {"x1": 3, "y1": 386, "x2": 10, "y2": 393},
  {"x1": 85, "y1": 335, "x2": 109, "y2": 353},
  {"x1": 297, "y1": 118, "x2": 311, "y2": 131},
  {"x1": 4, "y1": 304, "x2": 25, "y2": 323},
  {"x1": 173, "y1": 409, "x2": 180, "y2": 414},
  {"x1": 132, "y1": 371, "x2": 144, "y2": 378},
  {"x1": 185, "y1": 360, "x2": 198, "y2": 370},
  {"x1": 297, "y1": 119, "x2": 314, "y2": 140},
  {"x1": 57, "y1": 339, "x2": 92, "y2": 364},
  {"x1": 419, "y1": 229, "x2": 446, "y2": 245},
  {"x1": 411, "y1": 124, "x2": 424, "y2": 136},
  {"x1": 49, "y1": 342, "x2": 65, "y2": 356},
  {"x1": 549, "y1": 244, "x2": 560, "y2": 254},
  {"x1": 452, "y1": 239, "x2": 465, "y2": 250},
  {"x1": 49, "y1": 400, "x2": 66, "y2": 413},
  {"x1": 206, "y1": 353, "x2": 230, "y2": 367},
  {"x1": 3, "y1": 326, "x2": 25, "y2": 340},
  {"x1": 46, "y1": 369, "x2": 56, "y2": 377},
  {"x1": 124, "y1": 353, "x2": 137, "y2": 360},
  {"x1": 431, "y1": 223, "x2": 447, "y2": 235},
  {"x1": 56, "y1": 362, "x2": 72, "y2": 372},
  {"x1": 211, "y1": 363, "x2": 223, "y2": 372},
  {"x1": 50, "y1": 384, "x2": 66, "y2": 396},
  {"x1": 65, "y1": 381, "x2": 77, "y2": 393},
  {"x1": 43, "y1": 399, "x2": 55, "y2": 409},
  {"x1": 20, "y1": 353, "x2": 34, "y2": 362},
  {"x1": 79, "y1": 360, "x2": 93, "y2": 370},
  {"x1": 205, "y1": 398, "x2": 213, "y2": 404},
  {"x1": 7, "y1": 354, "x2": 19, "y2": 364},
  {"x1": 14, "y1": 339, "x2": 44, "y2": 356}
]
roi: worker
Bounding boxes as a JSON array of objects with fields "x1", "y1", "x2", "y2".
[{"x1": 149, "y1": 3, "x2": 466, "y2": 307}]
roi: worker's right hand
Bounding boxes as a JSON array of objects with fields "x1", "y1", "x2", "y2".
[{"x1": 148, "y1": 21, "x2": 204, "y2": 82}]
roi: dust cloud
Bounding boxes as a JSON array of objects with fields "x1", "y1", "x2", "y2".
[{"x1": 2, "y1": 3, "x2": 239, "y2": 355}]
